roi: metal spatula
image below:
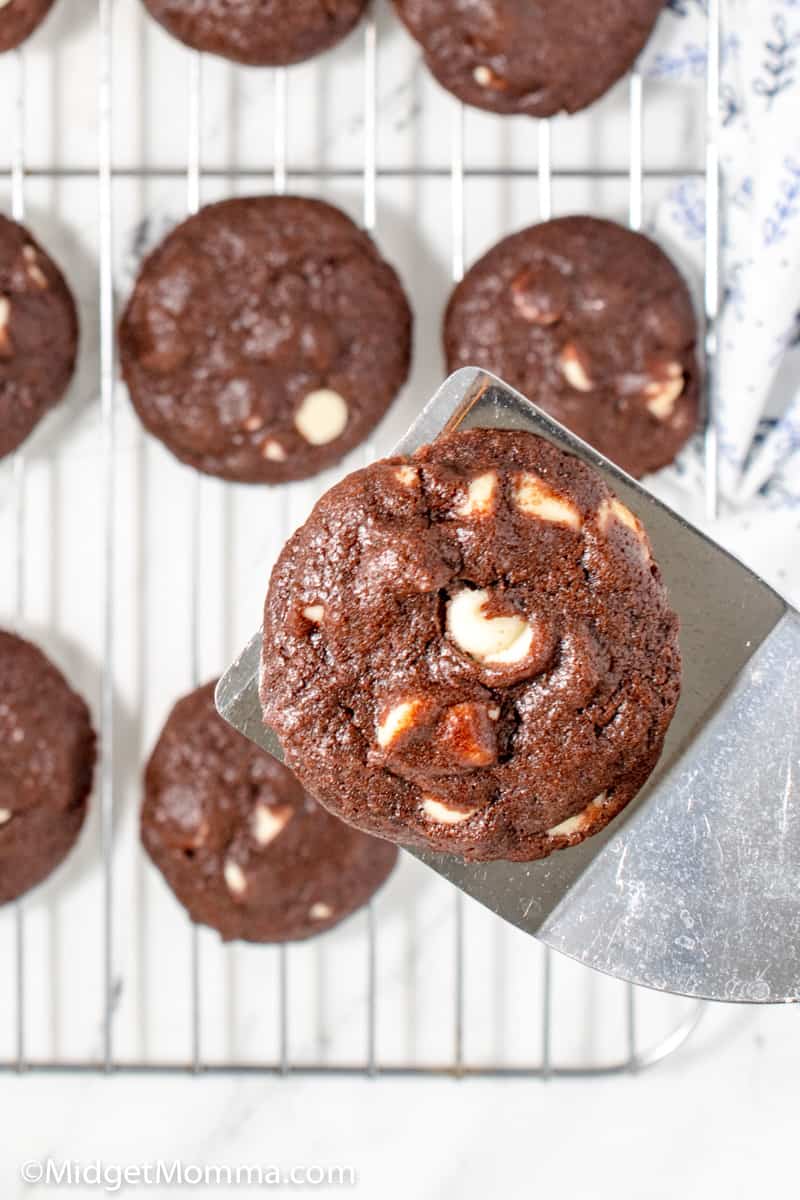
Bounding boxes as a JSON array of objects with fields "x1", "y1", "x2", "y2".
[{"x1": 217, "y1": 368, "x2": 800, "y2": 1005}]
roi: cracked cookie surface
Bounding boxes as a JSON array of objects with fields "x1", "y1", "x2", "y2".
[
  {"x1": 142, "y1": 681, "x2": 398, "y2": 943},
  {"x1": 392, "y1": 0, "x2": 665, "y2": 117},
  {"x1": 119, "y1": 196, "x2": 412, "y2": 483},
  {"x1": 0, "y1": 631, "x2": 95, "y2": 904},
  {"x1": 261, "y1": 428, "x2": 681, "y2": 862},
  {"x1": 0, "y1": 215, "x2": 79, "y2": 459},
  {"x1": 444, "y1": 216, "x2": 700, "y2": 479},
  {"x1": 141, "y1": 0, "x2": 367, "y2": 66}
]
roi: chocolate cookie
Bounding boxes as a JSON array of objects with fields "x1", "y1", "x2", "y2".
[
  {"x1": 0, "y1": 632, "x2": 95, "y2": 905},
  {"x1": 444, "y1": 217, "x2": 700, "y2": 479},
  {"x1": 142, "y1": 681, "x2": 398, "y2": 942},
  {"x1": 141, "y1": 0, "x2": 367, "y2": 67},
  {"x1": 393, "y1": 0, "x2": 665, "y2": 117},
  {"x1": 0, "y1": 0, "x2": 56, "y2": 52},
  {"x1": 0, "y1": 215, "x2": 79, "y2": 459},
  {"x1": 119, "y1": 197, "x2": 412, "y2": 483},
  {"x1": 261, "y1": 428, "x2": 681, "y2": 863}
]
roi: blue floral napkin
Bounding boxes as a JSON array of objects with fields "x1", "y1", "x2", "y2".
[{"x1": 641, "y1": 0, "x2": 800, "y2": 509}]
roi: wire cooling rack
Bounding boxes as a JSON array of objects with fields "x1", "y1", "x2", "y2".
[{"x1": 0, "y1": 0, "x2": 720, "y2": 1077}]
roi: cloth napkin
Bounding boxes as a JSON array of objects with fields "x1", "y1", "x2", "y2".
[{"x1": 639, "y1": 0, "x2": 800, "y2": 509}]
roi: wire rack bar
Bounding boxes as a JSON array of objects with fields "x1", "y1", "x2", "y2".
[
  {"x1": 185, "y1": 48, "x2": 205, "y2": 1075},
  {"x1": 2, "y1": 6, "x2": 715, "y2": 1082},
  {"x1": 362, "y1": 9, "x2": 377, "y2": 234},
  {"x1": 540, "y1": 946, "x2": 552, "y2": 1079},
  {"x1": 97, "y1": 0, "x2": 117, "y2": 1074},
  {"x1": 0, "y1": 996, "x2": 704, "y2": 1076},
  {"x1": 273, "y1": 69, "x2": 288, "y2": 197},
  {"x1": 363, "y1": 6, "x2": 379, "y2": 1078},
  {"x1": 537, "y1": 122, "x2": 551, "y2": 222},
  {"x1": 449, "y1": 98, "x2": 466, "y2": 1076},
  {"x1": 278, "y1": 953, "x2": 289, "y2": 1076},
  {"x1": 536, "y1": 114, "x2": 555, "y2": 1075},
  {"x1": 629, "y1": 70, "x2": 644, "y2": 233},
  {"x1": 450, "y1": 101, "x2": 465, "y2": 285},
  {"x1": 625, "y1": 65, "x2": 646, "y2": 1070},
  {"x1": 0, "y1": 165, "x2": 707, "y2": 182},
  {"x1": 270, "y1": 62, "x2": 291, "y2": 1077},
  {"x1": 10, "y1": 53, "x2": 24, "y2": 221},
  {"x1": 10, "y1": 45, "x2": 27, "y2": 1075},
  {"x1": 704, "y1": 0, "x2": 721, "y2": 520}
]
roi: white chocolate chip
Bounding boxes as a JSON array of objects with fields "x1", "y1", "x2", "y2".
[
  {"x1": 294, "y1": 388, "x2": 349, "y2": 446},
  {"x1": 599, "y1": 497, "x2": 639, "y2": 534},
  {"x1": 455, "y1": 471, "x2": 497, "y2": 518},
  {"x1": 547, "y1": 792, "x2": 609, "y2": 839},
  {"x1": 261, "y1": 438, "x2": 287, "y2": 462},
  {"x1": 438, "y1": 702, "x2": 497, "y2": 767},
  {"x1": 483, "y1": 625, "x2": 533, "y2": 666},
  {"x1": 446, "y1": 588, "x2": 534, "y2": 666},
  {"x1": 395, "y1": 465, "x2": 417, "y2": 486},
  {"x1": 645, "y1": 372, "x2": 685, "y2": 420},
  {"x1": 471, "y1": 63, "x2": 508, "y2": 91},
  {"x1": 547, "y1": 812, "x2": 586, "y2": 839},
  {"x1": 23, "y1": 246, "x2": 48, "y2": 290},
  {"x1": 0, "y1": 1, "x2": 13, "y2": 9},
  {"x1": 376, "y1": 699, "x2": 425, "y2": 749},
  {"x1": 310, "y1": 902, "x2": 333, "y2": 920},
  {"x1": 610, "y1": 498, "x2": 638, "y2": 532},
  {"x1": 510, "y1": 268, "x2": 567, "y2": 326},
  {"x1": 645, "y1": 360, "x2": 683, "y2": 387},
  {"x1": 598, "y1": 498, "x2": 651, "y2": 560},
  {"x1": 422, "y1": 797, "x2": 477, "y2": 825},
  {"x1": 558, "y1": 343, "x2": 594, "y2": 392},
  {"x1": 223, "y1": 859, "x2": 247, "y2": 897},
  {"x1": 303, "y1": 604, "x2": 325, "y2": 624},
  {"x1": 0, "y1": 809, "x2": 11, "y2": 826},
  {"x1": 252, "y1": 803, "x2": 293, "y2": 847},
  {"x1": 243, "y1": 413, "x2": 265, "y2": 433},
  {"x1": 514, "y1": 474, "x2": 582, "y2": 530},
  {"x1": 488, "y1": 706, "x2": 500, "y2": 721},
  {"x1": 191, "y1": 819, "x2": 213, "y2": 845},
  {"x1": 0, "y1": 297, "x2": 11, "y2": 356}
]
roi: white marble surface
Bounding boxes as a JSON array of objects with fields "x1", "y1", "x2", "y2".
[
  {"x1": 1, "y1": 2, "x2": 800, "y2": 1195},
  {"x1": 2, "y1": 1002, "x2": 800, "y2": 1198}
]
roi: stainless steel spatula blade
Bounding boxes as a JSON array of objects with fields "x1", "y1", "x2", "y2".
[{"x1": 217, "y1": 368, "x2": 800, "y2": 1004}]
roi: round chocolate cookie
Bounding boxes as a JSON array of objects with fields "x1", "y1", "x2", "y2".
[
  {"x1": 261, "y1": 428, "x2": 681, "y2": 863},
  {"x1": 393, "y1": 0, "x2": 665, "y2": 117},
  {"x1": 0, "y1": 632, "x2": 95, "y2": 905},
  {"x1": 141, "y1": 0, "x2": 367, "y2": 67},
  {"x1": 0, "y1": 0, "x2": 56, "y2": 52},
  {"x1": 0, "y1": 215, "x2": 79, "y2": 460},
  {"x1": 444, "y1": 217, "x2": 700, "y2": 479},
  {"x1": 119, "y1": 196, "x2": 412, "y2": 483},
  {"x1": 142, "y1": 681, "x2": 398, "y2": 942}
]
